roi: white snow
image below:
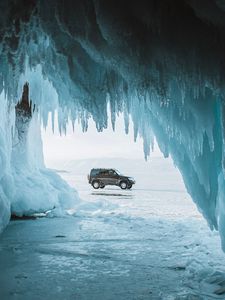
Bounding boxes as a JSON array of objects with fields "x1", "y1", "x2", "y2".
[{"x1": 0, "y1": 157, "x2": 225, "y2": 299}]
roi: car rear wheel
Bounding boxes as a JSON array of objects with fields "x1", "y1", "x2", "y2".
[
  {"x1": 92, "y1": 180, "x2": 100, "y2": 189},
  {"x1": 120, "y1": 181, "x2": 128, "y2": 189}
]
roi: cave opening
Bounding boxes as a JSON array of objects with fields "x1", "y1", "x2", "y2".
[{"x1": 41, "y1": 106, "x2": 199, "y2": 221}]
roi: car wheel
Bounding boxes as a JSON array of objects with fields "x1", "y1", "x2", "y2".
[
  {"x1": 127, "y1": 184, "x2": 132, "y2": 189},
  {"x1": 120, "y1": 181, "x2": 128, "y2": 189},
  {"x1": 100, "y1": 185, "x2": 105, "y2": 189},
  {"x1": 92, "y1": 180, "x2": 100, "y2": 189}
]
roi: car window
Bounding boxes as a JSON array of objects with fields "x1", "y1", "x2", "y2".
[
  {"x1": 99, "y1": 170, "x2": 109, "y2": 176},
  {"x1": 115, "y1": 169, "x2": 123, "y2": 176},
  {"x1": 109, "y1": 170, "x2": 116, "y2": 175},
  {"x1": 91, "y1": 169, "x2": 99, "y2": 176},
  {"x1": 91, "y1": 169, "x2": 121, "y2": 176}
]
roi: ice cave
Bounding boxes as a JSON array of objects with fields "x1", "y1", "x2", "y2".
[{"x1": 1, "y1": 0, "x2": 225, "y2": 299}]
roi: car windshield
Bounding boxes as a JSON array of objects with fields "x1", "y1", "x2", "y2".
[{"x1": 114, "y1": 169, "x2": 123, "y2": 176}]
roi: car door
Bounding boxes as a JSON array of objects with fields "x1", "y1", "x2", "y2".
[
  {"x1": 98, "y1": 170, "x2": 108, "y2": 185},
  {"x1": 108, "y1": 169, "x2": 119, "y2": 185}
]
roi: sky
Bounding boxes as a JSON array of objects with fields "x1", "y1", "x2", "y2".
[{"x1": 41, "y1": 113, "x2": 163, "y2": 165}]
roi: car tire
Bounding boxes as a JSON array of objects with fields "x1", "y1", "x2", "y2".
[
  {"x1": 92, "y1": 180, "x2": 100, "y2": 189},
  {"x1": 127, "y1": 184, "x2": 132, "y2": 189},
  {"x1": 120, "y1": 181, "x2": 128, "y2": 189},
  {"x1": 100, "y1": 185, "x2": 105, "y2": 189}
]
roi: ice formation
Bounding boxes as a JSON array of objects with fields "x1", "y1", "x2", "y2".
[
  {"x1": 1, "y1": 0, "x2": 225, "y2": 248},
  {"x1": 0, "y1": 82, "x2": 78, "y2": 233}
]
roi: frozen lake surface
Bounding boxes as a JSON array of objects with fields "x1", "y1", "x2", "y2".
[{"x1": 1, "y1": 158, "x2": 225, "y2": 299}]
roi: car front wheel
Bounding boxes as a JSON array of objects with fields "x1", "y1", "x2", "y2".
[
  {"x1": 92, "y1": 180, "x2": 100, "y2": 189},
  {"x1": 120, "y1": 181, "x2": 128, "y2": 189},
  {"x1": 127, "y1": 184, "x2": 132, "y2": 189}
]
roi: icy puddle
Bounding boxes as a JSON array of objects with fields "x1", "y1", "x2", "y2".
[{"x1": 1, "y1": 158, "x2": 225, "y2": 299}]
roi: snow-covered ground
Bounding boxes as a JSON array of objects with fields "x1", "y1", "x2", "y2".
[{"x1": 0, "y1": 157, "x2": 225, "y2": 299}]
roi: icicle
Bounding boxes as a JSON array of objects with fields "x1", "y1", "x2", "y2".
[{"x1": 51, "y1": 111, "x2": 55, "y2": 133}]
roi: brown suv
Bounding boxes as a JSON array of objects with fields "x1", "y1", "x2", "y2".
[{"x1": 88, "y1": 168, "x2": 135, "y2": 189}]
